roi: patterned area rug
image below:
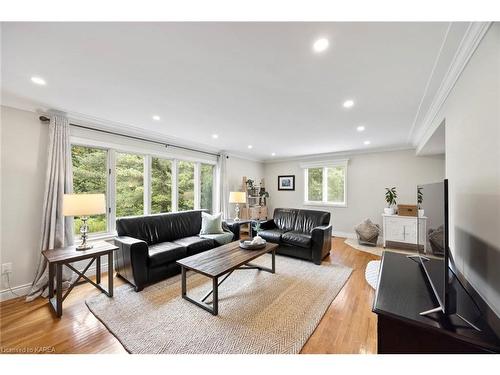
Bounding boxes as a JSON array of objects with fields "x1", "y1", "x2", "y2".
[{"x1": 86, "y1": 254, "x2": 352, "y2": 354}]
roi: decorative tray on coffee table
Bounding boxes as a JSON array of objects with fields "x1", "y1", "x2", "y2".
[{"x1": 239, "y1": 240, "x2": 267, "y2": 250}]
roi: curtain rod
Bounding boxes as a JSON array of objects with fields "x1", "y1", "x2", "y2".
[{"x1": 38, "y1": 115, "x2": 221, "y2": 158}]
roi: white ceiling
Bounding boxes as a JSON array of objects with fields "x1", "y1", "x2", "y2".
[{"x1": 1, "y1": 22, "x2": 469, "y2": 160}]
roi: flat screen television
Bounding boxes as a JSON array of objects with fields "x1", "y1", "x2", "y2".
[{"x1": 416, "y1": 179, "x2": 453, "y2": 315}]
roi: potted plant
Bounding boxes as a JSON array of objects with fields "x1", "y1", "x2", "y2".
[
  {"x1": 417, "y1": 187, "x2": 424, "y2": 217},
  {"x1": 384, "y1": 187, "x2": 397, "y2": 215},
  {"x1": 259, "y1": 191, "x2": 269, "y2": 205}
]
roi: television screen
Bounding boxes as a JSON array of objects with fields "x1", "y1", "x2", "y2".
[{"x1": 417, "y1": 180, "x2": 449, "y2": 312}]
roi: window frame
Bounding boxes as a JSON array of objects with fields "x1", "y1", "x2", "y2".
[
  {"x1": 70, "y1": 136, "x2": 218, "y2": 239},
  {"x1": 302, "y1": 159, "x2": 348, "y2": 208}
]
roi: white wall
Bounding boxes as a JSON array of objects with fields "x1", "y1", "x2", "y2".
[
  {"x1": 226, "y1": 155, "x2": 264, "y2": 192},
  {"x1": 430, "y1": 23, "x2": 500, "y2": 316},
  {"x1": 1, "y1": 105, "x2": 49, "y2": 299},
  {"x1": 264, "y1": 149, "x2": 445, "y2": 236}
]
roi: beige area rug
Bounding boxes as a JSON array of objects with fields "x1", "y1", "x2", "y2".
[
  {"x1": 86, "y1": 254, "x2": 352, "y2": 354},
  {"x1": 344, "y1": 238, "x2": 418, "y2": 257}
]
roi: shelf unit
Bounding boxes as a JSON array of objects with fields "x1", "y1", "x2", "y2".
[{"x1": 239, "y1": 177, "x2": 268, "y2": 233}]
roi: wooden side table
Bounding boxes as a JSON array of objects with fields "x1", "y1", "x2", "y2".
[{"x1": 42, "y1": 241, "x2": 118, "y2": 317}]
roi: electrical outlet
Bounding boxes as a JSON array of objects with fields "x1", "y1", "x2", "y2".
[{"x1": 1, "y1": 263, "x2": 13, "y2": 274}]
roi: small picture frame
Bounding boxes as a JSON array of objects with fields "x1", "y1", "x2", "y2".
[{"x1": 278, "y1": 175, "x2": 295, "y2": 191}]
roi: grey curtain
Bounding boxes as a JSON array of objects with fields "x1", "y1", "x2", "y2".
[
  {"x1": 217, "y1": 152, "x2": 230, "y2": 219},
  {"x1": 26, "y1": 114, "x2": 74, "y2": 302}
]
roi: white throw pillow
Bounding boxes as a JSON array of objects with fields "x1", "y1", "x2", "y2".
[{"x1": 200, "y1": 212, "x2": 224, "y2": 235}]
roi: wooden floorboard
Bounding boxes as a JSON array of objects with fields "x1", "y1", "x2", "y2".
[{"x1": 0, "y1": 237, "x2": 379, "y2": 354}]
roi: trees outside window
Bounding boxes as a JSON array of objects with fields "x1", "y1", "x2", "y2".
[
  {"x1": 307, "y1": 168, "x2": 323, "y2": 202},
  {"x1": 305, "y1": 164, "x2": 347, "y2": 206},
  {"x1": 327, "y1": 166, "x2": 345, "y2": 203},
  {"x1": 116, "y1": 152, "x2": 144, "y2": 217},
  {"x1": 177, "y1": 161, "x2": 195, "y2": 211},
  {"x1": 151, "y1": 157, "x2": 172, "y2": 214},
  {"x1": 71, "y1": 145, "x2": 107, "y2": 234},
  {"x1": 200, "y1": 163, "x2": 214, "y2": 213}
]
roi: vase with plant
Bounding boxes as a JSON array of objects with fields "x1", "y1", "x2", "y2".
[
  {"x1": 251, "y1": 221, "x2": 266, "y2": 244},
  {"x1": 384, "y1": 187, "x2": 397, "y2": 215},
  {"x1": 417, "y1": 187, "x2": 424, "y2": 217},
  {"x1": 259, "y1": 191, "x2": 269, "y2": 206}
]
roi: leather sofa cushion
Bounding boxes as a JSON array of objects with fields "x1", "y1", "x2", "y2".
[
  {"x1": 148, "y1": 242, "x2": 187, "y2": 267},
  {"x1": 258, "y1": 229, "x2": 285, "y2": 243},
  {"x1": 116, "y1": 210, "x2": 205, "y2": 244},
  {"x1": 273, "y1": 208, "x2": 298, "y2": 231},
  {"x1": 173, "y1": 236, "x2": 215, "y2": 256},
  {"x1": 281, "y1": 230, "x2": 312, "y2": 248},
  {"x1": 293, "y1": 209, "x2": 330, "y2": 233}
]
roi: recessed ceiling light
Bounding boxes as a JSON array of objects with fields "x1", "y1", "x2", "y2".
[
  {"x1": 364, "y1": 140, "x2": 371, "y2": 145},
  {"x1": 271, "y1": 152, "x2": 276, "y2": 156},
  {"x1": 356, "y1": 125, "x2": 365, "y2": 132},
  {"x1": 212, "y1": 134, "x2": 219, "y2": 139},
  {"x1": 31, "y1": 76, "x2": 46, "y2": 86},
  {"x1": 152, "y1": 115, "x2": 160, "y2": 121},
  {"x1": 313, "y1": 38, "x2": 329, "y2": 53},
  {"x1": 247, "y1": 145, "x2": 253, "y2": 149},
  {"x1": 343, "y1": 100, "x2": 355, "y2": 108}
]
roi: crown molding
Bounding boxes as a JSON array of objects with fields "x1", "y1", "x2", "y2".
[
  {"x1": 413, "y1": 22, "x2": 492, "y2": 151},
  {"x1": 2, "y1": 99, "x2": 222, "y2": 156},
  {"x1": 263, "y1": 145, "x2": 415, "y2": 164},
  {"x1": 225, "y1": 151, "x2": 264, "y2": 163}
]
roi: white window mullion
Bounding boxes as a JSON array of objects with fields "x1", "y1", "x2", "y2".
[
  {"x1": 304, "y1": 168, "x2": 309, "y2": 202},
  {"x1": 212, "y1": 165, "x2": 217, "y2": 213},
  {"x1": 322, "y1": 167, "x2": 328, "y2": 204},
  {"x1": 108, "y1": 149, "x2": 116, "y2": 233},
  {"x1": 194, "y1": 162, "x2": 201, "y2": 209},
  {"x1": 144, "y1": 155, "x2": 151, "y2": 215},
  {"x1": 172, "y1": 159, "x2": 178, "y2": 212}
]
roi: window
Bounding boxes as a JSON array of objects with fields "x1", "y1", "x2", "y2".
[
  {"x1": 307, "y1": 168, "x2": 323, "y2": 202},
  {"x1": 71, "y1": 140, "x2": 217, "y2": 236},
  {"x1": 303, "y1": 160, "x2": 347, "y2": 206},
  {"x1": 327, "y1": 166, "x2": 345, "y2": 203},
  {"x1": 177, "y1": 160, "x2": 195, "y2": 211},
  {"x1": 200, "y1": 163, "x2": 214, "y2": 212},
  {"x1": 116, "y1": 152, "x2": 144, "y2": 217},
  {"x1": 151, "y1": 157, "x2": 172, "y2": 214},
  {"x1": 71, "y1": 145, "x2": 108, "y2": 234}
]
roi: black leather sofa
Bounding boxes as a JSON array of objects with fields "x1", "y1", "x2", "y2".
[
  {"x1": 114, "y1": 210, "x2": 238, "y2": 291},
  {"x1": 250, "y1": 208, "x2": 332, "y2": 265}
]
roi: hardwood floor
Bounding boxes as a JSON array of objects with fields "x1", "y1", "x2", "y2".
[{"x1": 0, "y1": 237, "x2": 380, "y2": 354}]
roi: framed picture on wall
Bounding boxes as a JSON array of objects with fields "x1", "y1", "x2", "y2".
[{"x1": 278, "y1": 175, "x2": 295, "y2": 191}]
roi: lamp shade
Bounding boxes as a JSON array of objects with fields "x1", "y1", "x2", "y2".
[
  {"x1": 63, "y1": 194, "x2": 106, "y2": 216},
  {"x1": 229, "y1": 191, "x2": 246, "y2": 204}
]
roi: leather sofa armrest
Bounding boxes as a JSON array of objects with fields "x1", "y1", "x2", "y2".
[
  {"x1": 114, "y1": 236, "x2": 149, "y2": 291},
  {"x1": 311, "y1": 225, "x2": 333, "y2": 265},
  {"x1": 250, "y1": 219, "x2": 276, "y2": 237},
  {"x1": 222, "y1": 221, "x2": 239, "y2": 241}
]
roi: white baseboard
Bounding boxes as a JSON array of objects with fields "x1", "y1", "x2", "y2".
[
  {"x1": 0, "y1": 283, "x2": 32, "y2": 302},
  {"x1": 332, "y1": 231, "x2": 356, "y2": 239},
  {"x1": 0, "y1": 261, "x2": 109, "y2": 302}
]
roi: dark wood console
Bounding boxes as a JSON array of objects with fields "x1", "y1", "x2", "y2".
[{"x1": 373, "y1": 251, "x2": 500, "y2": 353}]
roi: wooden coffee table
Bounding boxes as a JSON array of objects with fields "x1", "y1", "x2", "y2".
[{"x1": 176, "y1": 241, "x2": 278, "y2": 315}]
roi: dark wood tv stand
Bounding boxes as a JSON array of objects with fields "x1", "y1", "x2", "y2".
[{"x1": 373, "y1": 252, "x2": 500, "y2": 353}]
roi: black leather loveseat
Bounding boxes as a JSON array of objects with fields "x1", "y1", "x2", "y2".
[
  {"x1": 114, "y1": 210, "x2": 237, "y2": 291},
  {"x1": 250, "y1": 208, "x2": 332, "y2": 265}
]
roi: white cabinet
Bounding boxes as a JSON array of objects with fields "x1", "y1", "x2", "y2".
[{"x1": 382, "y1": 214, "x2": 427, "y2": 252}]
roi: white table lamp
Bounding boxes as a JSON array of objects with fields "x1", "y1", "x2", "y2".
[
  {"x1": 229, "y1": 191, "x2": 246, "y2": 221},
  {"x1": 63, "y1": 193, "x2": 106, "y2": 250}
]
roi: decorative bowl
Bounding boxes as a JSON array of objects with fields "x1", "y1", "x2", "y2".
[{"x1": 239, "y1": 240, "x2": 267, "y2": 250}]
